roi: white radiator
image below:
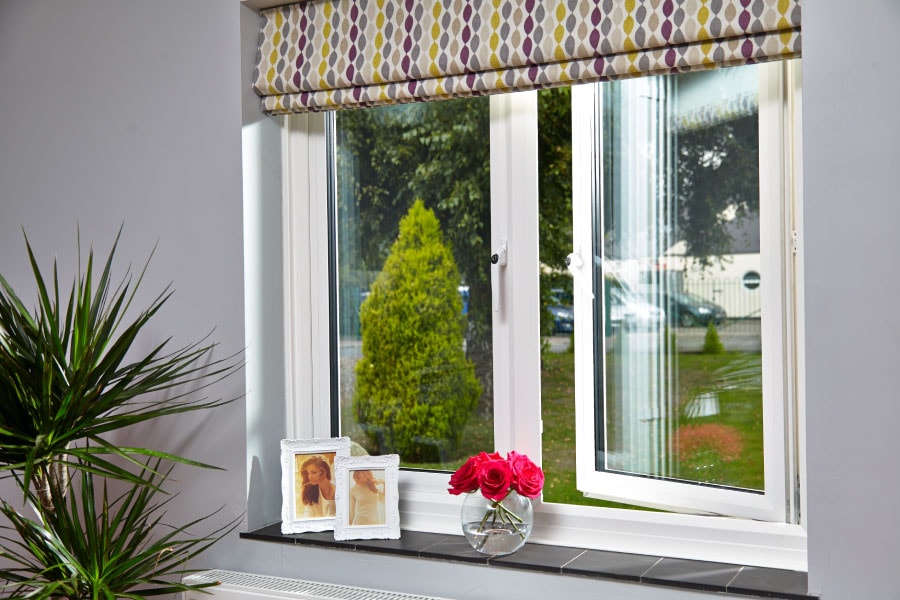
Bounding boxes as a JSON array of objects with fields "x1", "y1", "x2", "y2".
[{"x1": 183, "y1": 569, "x2": 451, "y2": 600}]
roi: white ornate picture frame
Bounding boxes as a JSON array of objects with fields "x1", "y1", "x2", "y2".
[
  {"x1": 333, "y1": 454, "x2": 400, "y2": 541},
  {"x1": 280, "y1": 437, "x2": 351, "y2": 534}
]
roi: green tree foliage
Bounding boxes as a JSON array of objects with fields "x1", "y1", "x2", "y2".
[
  {"x1": 677, "y1": 114, "x2": 760, "y2": 266},
  {"x1": 538, "y1": 87, "x2": 574, "y2": 337},
  {"x1": 336, "y1": 99, "x2": 493, "y2": 412},
  {"x1": 354, "y1": 201, "x2": 481, "y2": 462},
  {"x1": 702, "y1": 320, "x2": 725, "y2": 355},
  {"x1": 337, "y1": 90, "x2": 577, "y2": 415},
  {"x1": 336, "y1": 86, "x2": 751, "y2": 407}
]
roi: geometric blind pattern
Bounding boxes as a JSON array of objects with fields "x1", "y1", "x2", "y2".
[{"x1": 253, "y1": 0, "x2": 801, "y2": 115}]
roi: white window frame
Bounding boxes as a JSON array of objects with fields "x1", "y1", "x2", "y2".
[
  {"x1": 280, "y1": 61, "x2": 806, "y2": 570},
  {"x1": 573, "y1": 61, "x2": 800, "y2": 523}
]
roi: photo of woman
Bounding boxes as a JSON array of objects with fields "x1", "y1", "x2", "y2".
[
  {"x1": 280, "y1": 438, "x2": 351, "y2": 534},
  {"x1": 348, "y1": 469, "x2": 386, "y2": 526},
  {"x1": 295, "y1": 453, "x2": 336, "y2": 519}
]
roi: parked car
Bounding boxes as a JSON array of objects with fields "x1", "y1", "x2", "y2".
[
  {"x1": 653, "y1": 290, "x2": 726, "y2": 327},
  {"x1": 548, "y1": 303, "x2": 574, "y2": 334},
  {"x1": 610, "y1": 286, "x2": 666, "y2": 331},
  {"x1": 547, "y1": 288, "x2": 574, "y2": 334}
]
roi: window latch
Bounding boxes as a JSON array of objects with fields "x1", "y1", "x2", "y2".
[
  {"x1": 566, "y1": 251, "x2": 594, "y2": 300},
  {"x1": 491, "y1": 240, "x2": 508, "y2": 313}
]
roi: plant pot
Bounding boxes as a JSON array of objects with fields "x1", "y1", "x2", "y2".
[{"x1": 461, "y1": 489, "x2": 533, "y2": 556}]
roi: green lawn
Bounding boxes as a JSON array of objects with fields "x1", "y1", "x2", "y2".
[
  {"x1": 540, "y1": 350, "x2": 648, "y2": 509},
  {"x1": 540, "y1": 350, "x2": 764, "y2": 507},
  {"x1": 342, "y1": 346, "x2": 764, "y2": 508}
]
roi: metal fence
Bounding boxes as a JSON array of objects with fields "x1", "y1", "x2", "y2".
[{"x1": 681, "y1": 277, "x2": 761, "y2": 331}]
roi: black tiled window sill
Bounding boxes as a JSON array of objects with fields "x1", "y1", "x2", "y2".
[{"x1": 241, "y1": 524, "x2": 815, "y2": 599}]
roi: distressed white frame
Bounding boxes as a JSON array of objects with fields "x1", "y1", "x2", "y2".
[
  {"x1": 280, "y1": 437, "x2": 351, "y2": 534},
  {"x1": 281, "y1": 67, "x2": 807, "y2": 568},
  {"x1": 334, "y1": 454, "x2": 401, "y2": 541}
]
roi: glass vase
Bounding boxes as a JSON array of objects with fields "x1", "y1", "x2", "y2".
[{"x1": 461, "y1": 490, "x2": 533, "y2": 556}]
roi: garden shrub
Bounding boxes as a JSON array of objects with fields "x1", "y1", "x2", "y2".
[
  {"x1": 354, "y1": 200, "x2": 481, "y2": 462},
  {"x1": 702, "y1": 320, "x2": 725, "y2": 354}
]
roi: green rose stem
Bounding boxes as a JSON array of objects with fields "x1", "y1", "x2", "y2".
[{"x1": 474, "y1": 495, "x2": 527, "y2": 551}]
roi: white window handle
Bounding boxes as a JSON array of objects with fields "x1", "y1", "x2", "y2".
[
  {"x1": 491, "y1": 240, "x2": 508, "y2": 313},
  {"x1": 566, "y1": 251, "x2": 594, "y2": 300}
]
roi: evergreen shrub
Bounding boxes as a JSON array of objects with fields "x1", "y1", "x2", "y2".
[
  {"x1": 702, "y1": 320, "x2": 725, "y2": 354},
  {"x1": 355, "y1": 200, "x2": 481, "y2": 462}
]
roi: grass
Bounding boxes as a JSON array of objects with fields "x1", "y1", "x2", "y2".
[
  {"x1": 540, "y1": 351, "x2": 650, "y2": 509},
  {"x1": 341, "y1": 345, "x2": 764, "y2": 508},
  {"x1": 540, "y1": 350, "x2": 764, "y2": 507}
]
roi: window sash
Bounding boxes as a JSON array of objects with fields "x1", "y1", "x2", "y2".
[
  {"x1": 281, "y1": 75, "x2": 807, "y2": 568},
  {"x1": 572, "y1": 61, "x2": 801, "y2": 522}
]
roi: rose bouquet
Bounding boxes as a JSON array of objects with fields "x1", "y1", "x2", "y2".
[{"x1": 448, "y1": 451, "x2": 544, "y2": 546}]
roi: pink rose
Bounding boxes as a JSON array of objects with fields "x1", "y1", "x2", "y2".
[
  {"x1": 508, "y1": 451, "x2": 544, "y2": 498},
  {"x1": 478, "y1": 457, "x2": 513, "y2": 501},
  {"x1": 477, "y1": 451, "x2": 503, "y2": 462},
  {"x1": 448, "y1": 454, "x2": 482, "y2": 495}
]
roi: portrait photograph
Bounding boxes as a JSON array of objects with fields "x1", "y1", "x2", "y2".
[
  {"x1": 334, "y1": 454, "x2": 400, "y2": 541},
  {"x1": 280, "y1": 437, "x2": 351, "y2": 534}
]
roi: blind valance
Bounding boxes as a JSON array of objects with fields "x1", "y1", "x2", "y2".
[{"x1": 253, "y1": 0, "x2": 800, "y2": 115}]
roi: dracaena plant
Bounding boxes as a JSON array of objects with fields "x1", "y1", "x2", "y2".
[
  {"x1": 0, "y1": 228, "x2": 241, "y2": 599},
  {"x1": 0, "y1": 228, "x2": 240, "y2": 510},
  {"x1": 0, "y1": 459, "x2": 238, "y2": 600}
]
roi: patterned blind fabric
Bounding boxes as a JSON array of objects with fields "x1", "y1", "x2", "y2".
[{"x1": 253, "y1": 0, "x2": 800, "y2": 115}]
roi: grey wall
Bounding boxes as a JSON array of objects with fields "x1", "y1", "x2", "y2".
[
  {"x1": 0, "y1": 0, "x2": 248, "y2": 567},
  {"x1": 240, "y1": 2, "x2": 287, "y2": 531},
  {"x1": 802, "y1": 1, "x2": 900, "y2": 598},
  {"x1": 3, "y1": 0, "x2": 900, "y2": 598}
]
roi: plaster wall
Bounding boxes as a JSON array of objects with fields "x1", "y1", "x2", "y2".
[
  {"x1": 0, "y1": 0, "x2": 248, "y2": 567},
  {"x1": 801, "y1": 0, "x2": 900, "y2": 597}
]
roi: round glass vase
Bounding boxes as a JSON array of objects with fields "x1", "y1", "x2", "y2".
[{"x1": 461, "y1": 490, "x2": 533, "y2": 556}]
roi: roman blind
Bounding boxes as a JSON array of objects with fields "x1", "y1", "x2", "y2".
[{"x1": 253, "y1": 0, "x2": 800, "y2": 115}]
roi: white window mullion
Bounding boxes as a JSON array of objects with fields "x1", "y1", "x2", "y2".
[
  {"x1": 489, "y1": 92, "x2": 542, "y2": 461},
  {"x1": 758, "y1": 60, "x2": 791, "y2": 523},
  {"x1": 788, "y1": 60, "x2": 806, "y2": 528},
  {"x1": 572, "y1": 82, "x2": 601, "y2": 495},
  {"x1": 283, "y1": 112, "x2": 332, "y2": 439},
  {"x1": 759, "y1": 59, "x2": 804, "y2": 526}
]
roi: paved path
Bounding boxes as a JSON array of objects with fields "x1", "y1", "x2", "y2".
[{"x1": 547, "y1": 320, "x2": 761, "y2": 354}]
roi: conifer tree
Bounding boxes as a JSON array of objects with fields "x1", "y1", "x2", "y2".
[
  {"x1": 355, "y1": 200, "x2": 481, "y2": 462},
  {"x1": 702, "y1": 320, "x2": 725, "y2": 354}
]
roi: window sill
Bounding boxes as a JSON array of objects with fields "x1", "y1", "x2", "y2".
[{"x1": 241, "y1": 524, "x2": 815, "y2": 599}]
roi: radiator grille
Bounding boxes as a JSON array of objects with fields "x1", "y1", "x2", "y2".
[{"x1": 184, "y1": 569, "x2": 451, "y2": 600}]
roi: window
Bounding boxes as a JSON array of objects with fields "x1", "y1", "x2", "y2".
[
  {"x1": 332, "y1": 98, "x2": 495, "y2": 469},
  {"x1": 572, "y1": 62, "x2": 802, "y2": 523},
  {"x1": 282, "y1": 60, "x2": 805, "y2": 569}
]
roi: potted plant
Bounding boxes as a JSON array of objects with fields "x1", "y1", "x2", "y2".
[{"x1": 0, "y1": 229, "x2": 241, "y2": 599}]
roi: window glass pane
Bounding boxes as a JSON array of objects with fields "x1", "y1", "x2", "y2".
[
  {"x1": 538, "y1": 86, "x2": 660, "y2": 510},
  {"x1": 333, "y1": 98, "x2": 493, "y2": 471},
  {"x1": 537, "y1": 86, "x2": 576, "y2": 504},
  {"x1": 596, "y1": 65, "x2": 764, "y2": 492},
  {"x1": 537, "y1": 86, "x2": 611, "y2": 507}
]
